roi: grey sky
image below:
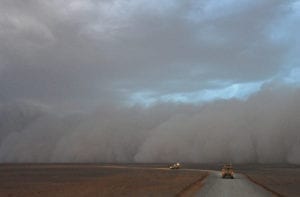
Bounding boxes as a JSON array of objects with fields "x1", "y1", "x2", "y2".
[{"x1": 0, "y1": 0, "x2": 299, "y2": 109}]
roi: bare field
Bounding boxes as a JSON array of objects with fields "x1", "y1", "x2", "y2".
[
  {"x1": 238, "y1": 164, "x2": 300, "y2": 197},
  {"x1": 0, "y1": 164, "x2": 207, "y2": 197},
  {"x1": 1, "y1": 163, "x2": 299, "y2": 197}
]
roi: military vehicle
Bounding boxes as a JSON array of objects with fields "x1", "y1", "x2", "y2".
[
  {"x1": 221, "y1": 164, "x2": 234, "y2": 178},
  {"x1": 169, "y1": 162, "x2": 181, "y2": 169}
]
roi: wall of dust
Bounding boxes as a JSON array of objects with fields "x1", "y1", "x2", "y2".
[{"x1": 0, "y1": 83, "x2": 299, "y2": 164}]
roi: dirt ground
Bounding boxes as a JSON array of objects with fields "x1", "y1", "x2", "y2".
[
  {"x1": 1, "y1": 163, "x2": 299, "y2": 197},
  {"x1": 0, "y1": 164, "x2": 207, "y2": 197},
  {"x1": 238, "y1": 164, "x2": 300, "y2": 197}
]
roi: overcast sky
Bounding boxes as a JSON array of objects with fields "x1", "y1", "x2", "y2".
[{"x1": 0, "y1": 0, "x2": 299, "y2": 110}]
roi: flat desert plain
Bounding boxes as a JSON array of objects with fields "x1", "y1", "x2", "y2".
[
  {"x1": 0, "y1": 164, "x2": 208, "y2": 197},
  {"x1": 0, "y1": 164, "x2": 300, "y2": 197},
  {"x1": 238, "y1": 164, "x2": 300, "y2": 197}
]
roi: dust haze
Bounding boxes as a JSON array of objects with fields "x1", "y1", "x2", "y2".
[
  {"x1": 0, "y1": 83, "x2": 299, "y2": 163},
  {"x1": 0, "y1": 0, "x2": 299, "y2": 163}
]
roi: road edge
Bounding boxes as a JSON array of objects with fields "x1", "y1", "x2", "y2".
[
  {"x1": 176, "y1": 171, "x2": 210, "y2": 197},
  {"x1": 242, "y1": 173, "x2": 285, "y2": 197}
]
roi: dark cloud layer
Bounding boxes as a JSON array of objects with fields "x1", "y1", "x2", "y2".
[
  {"x1": 0, "y1": 0, "x2": 299, "y2": 106},
  {"x1": 0, "y1": 0, "x2": 299, "y2": 163}
]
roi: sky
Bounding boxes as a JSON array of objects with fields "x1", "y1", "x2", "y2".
[{"x1": 0, "y1": 0, "x2": 299, "y2": 163}]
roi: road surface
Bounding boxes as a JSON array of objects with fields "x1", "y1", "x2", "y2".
[{"x1": 196, "y1": 171, "x2": 273, "y2": 197}]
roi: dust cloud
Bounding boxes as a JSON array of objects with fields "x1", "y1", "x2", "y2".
[{"x1": 0, "y1": 83, "x2": 299, "y2": 164}]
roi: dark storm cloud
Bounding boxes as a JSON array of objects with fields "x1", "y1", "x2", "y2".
[{"x1": 0, "y1": 0, "x2": 298, "y2": 105}]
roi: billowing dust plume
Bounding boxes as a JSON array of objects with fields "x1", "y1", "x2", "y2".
[{"x1": 0, "y1": 83, "x2": 299, "y2": 163}]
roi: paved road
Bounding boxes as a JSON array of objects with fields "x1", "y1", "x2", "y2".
[{"x1": 196, "y1": 171, "x2": 273, "y2": 197}]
